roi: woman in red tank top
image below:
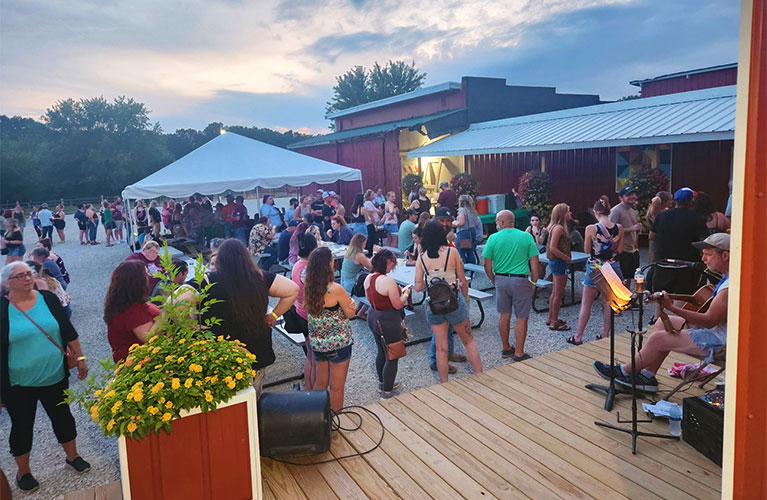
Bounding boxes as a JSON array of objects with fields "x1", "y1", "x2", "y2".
[{"x1": 363, "y1": 250, "x2": 412, "y2": 397}]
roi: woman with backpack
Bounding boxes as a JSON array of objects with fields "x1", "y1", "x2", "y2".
[
  {"x1": 414, "y1": 221, "x2": 483, "y2": 383},
  {"x1": 452, "y1": 195, "x2": 481, "y2": 264},
  {"x1": 568, "y1": 196, "x2": 624, "y2": 345}
]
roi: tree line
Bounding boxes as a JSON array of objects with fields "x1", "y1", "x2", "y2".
[{"x1": 0, "y1": 96, "x2": 314, "y2": 204}]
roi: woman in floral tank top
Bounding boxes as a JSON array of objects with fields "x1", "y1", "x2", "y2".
[{"x1": 303, "y1": 247, "x2": 356, "y2": 411}]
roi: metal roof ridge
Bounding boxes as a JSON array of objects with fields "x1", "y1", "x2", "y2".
[
  {"x1": 325, "y1": 81, "x2": 462, "y2": 119},
  {"x1": 464, "y1": 85, "x2": 737, "y2": 131}
]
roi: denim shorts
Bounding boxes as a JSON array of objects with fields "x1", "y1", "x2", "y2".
[
  {"x1": 6, "y1": 245, "x2": 25, "y2": 257},
  {"x1": 383, "y1": 223, "x2": 399, "y2": 234},
  {"x1": 583, "y1": 261, "x2": 624, "y2": 287},
  {"x1": 548, "y1": 258, "x2": 568, "y2": 276},
  {"x1": 313, "y1": 344, "x2": 353, "y2": 363},
  {"x1": 426, "y1": 292, "x2": 469, "y2": 326},
  {"x1": 689, "y1": 328, "x2": 725, "y2": 362}
]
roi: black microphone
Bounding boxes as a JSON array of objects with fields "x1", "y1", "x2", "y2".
[{"x1": 662, "y1": 259, "x2": 707, "y2": 272}]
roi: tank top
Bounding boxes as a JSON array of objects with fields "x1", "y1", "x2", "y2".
[
  {"x1": 350, "y1": 206, "x2": 365, "y2": 224},
  {"x1": 291, "y1": 260, "x2": 309, "y2": 320},
  {"x1": 546, "y1": 224, "x2": 570, "y2": 260},
  {"x1": 308, "y1": 287, "x2": 353, "y2": 352},
  {"x1": 383, "y1": 202, "x2": 398, "y2": 225},
  {"x1": 414, "y1": 197, "x2": 431, "y2": 216},
  {"x1": 590, "y1": 223, "x2": 619, "y2": 263},
  {"x1": 421, "y1": 247, "x2": 457, "y2": 285},
  {"x1": 340, "y1": 254, "x2": 364, "y2": 282},
  {"x1": 367, "y1": 274, "x2": 398, "y2": 310}
]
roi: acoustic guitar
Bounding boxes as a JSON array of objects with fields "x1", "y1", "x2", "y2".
[{"x1": 647, "y1": 283, "x2": 716, "y2": 334}]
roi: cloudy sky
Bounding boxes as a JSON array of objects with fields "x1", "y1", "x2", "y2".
[{"x1": 0, "y1": 0, "x2": 740, "y2": 134}]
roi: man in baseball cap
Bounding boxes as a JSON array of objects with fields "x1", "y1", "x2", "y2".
[
  {"x1": 673, "y1": 187, "x2": 696, "y2": 203},
  {"x1": 594, "y1": 231, "x2": 730, "y2": 393}
]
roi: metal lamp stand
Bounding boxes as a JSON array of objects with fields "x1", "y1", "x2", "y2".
[{"x1": 593, "y1": 291, "x2": 679, "y2": 453}]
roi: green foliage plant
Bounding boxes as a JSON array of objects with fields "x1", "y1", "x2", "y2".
[
  {"x1": 401, "y1": 173, "x2": 422, "y2": 202},
  {"x1": 66, "y1": 244, "x2": 256, "y2": 440},
  {"x1": 625, "y1": 165, "x2": 671, "y2": 227},
  {"x1": 518, "y1": 170, "x2": 553, "y2": 223},
  {"x1": 450, "y1": 172, "x2": 478, "y2": 198}
]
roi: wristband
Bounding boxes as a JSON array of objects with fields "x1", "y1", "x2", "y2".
[
  {"x1": 76, "y1": 356, "x2": 87, "y2": 362},
  {"x1": 270, "y1": 311, "x2": 279, "y2": 320}
]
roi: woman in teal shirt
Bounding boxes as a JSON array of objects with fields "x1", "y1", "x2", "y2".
[{"x1": 0, "y1": 262, "x2": 90, "y2": 492}]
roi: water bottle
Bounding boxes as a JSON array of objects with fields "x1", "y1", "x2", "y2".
[
  {"x1": 668, "y1": 405, "x2": 682, "y2": 437},
  {"x1": 634, "y1": 268, "x2": 645, "y2": 293}
]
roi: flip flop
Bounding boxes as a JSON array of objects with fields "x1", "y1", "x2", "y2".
[
  {"x1": 549, "y1": 320, "x2": 571, "y2": 331},
  {"x1": 596, "y1": 333, "x2": 611, "y2": 340},
  {"x1": 566, "y1": 336, "x2": 583, "y2": 346}
]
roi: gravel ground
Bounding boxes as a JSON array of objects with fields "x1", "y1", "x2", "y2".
[{"x1": 0, "y1": 217, "x2": 648, "y2": 498}]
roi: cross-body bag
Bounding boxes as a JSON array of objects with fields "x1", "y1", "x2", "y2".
[
  {"x1": 421, "y1": 247, "x2": 459, "y2": 315},
  {"x1": 10, "y1": 300, "x2": 77, "y2": 370},
  {"x1": 366, "y1": 275, "x2": 407, "y2": 360}
]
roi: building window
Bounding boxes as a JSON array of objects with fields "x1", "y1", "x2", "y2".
[{"x1": 616, "y1": 144, "x2": 672, "y2": 191}]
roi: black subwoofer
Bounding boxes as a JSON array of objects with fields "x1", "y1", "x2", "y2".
[{"x1": 257, "y1": 390, "x2": 332, "y2": 457}]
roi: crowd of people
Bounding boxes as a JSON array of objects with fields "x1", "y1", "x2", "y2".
[{"x1": 0, "y1": 179, "x2": 732, "y2": 491}]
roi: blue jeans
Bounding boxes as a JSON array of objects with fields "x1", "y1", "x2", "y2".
[
  {"x1": 456, "y1": 229, "x2": 476, "y2": 264},
  {"x1": 86, "y1": 221, "x2": 98, "y2": 242},
  {"x1": 430, "y1": 325, "x2": 455, "y2": 367},
  {"x1": 234, "y1": 227, "x2": 247, "y2": 245},
  {"x1": 258, "y1": 245, "x2": 278, "y2": 270},
  {"x1": 224, "y1": 222, "x2": 234, "y2": 239}
]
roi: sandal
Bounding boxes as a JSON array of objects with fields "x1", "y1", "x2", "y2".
[
  {"x1": 549, "y1": 320, "x2": 571, "y2": 331},
  {"x1": 596, "y1": 333, "x2": 610, "y2": 340},
  {"x1": 566, "y1": 336, "x2": 583, "y2": 346}
]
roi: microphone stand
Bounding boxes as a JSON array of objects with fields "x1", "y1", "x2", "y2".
[{"x1": 593, "y1": 284, "x2": 679, "y2": 453}]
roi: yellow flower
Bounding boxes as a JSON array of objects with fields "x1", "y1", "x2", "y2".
[
  {"x1": 189, "y1": 364, "x2": 203, "y2": 373},
  {"x1": 246, "y1": 352, "x2": 256, "y2": 361},
  {"x1": 107, "y1": 419, "x2": 115, "y2": 431},
  {"x1": 176, "y1": 356, "x2": 186, "y2": 364},
  {"x1": 114, "y1": 365, "x2": 123, "y2": 374},
  {"x1": 148, "y1": 335, "x2": 158, "y2": 343},
  {"x1": 151, "y1": 382, "x2": 165, "y2": 394},
  {"x1": 224, "y1": 376, "x2": 233, "y2": 383},
  {"x1": 165, "y1": 355, "x2": 176, "y2": 362},
  {"x1": 159, "y1": 397, "x2": 166, "y2": 403},
  {"x1": 217, "y1": 335, "x2": 225, "y2": 341},
  {"x1": 210, "y1": 375, "x2": 218, "y2": 383},
  {"x1": 90, "y1": 405, "x2": 99, "y2": 419},
  {"x1": 184, "y1": 378, "x2": 193, "y2": 388},
  {"x1": 195, "y1": 380, "x2": 203, "y2": 386},
  {"x1": 132, "y1": 382, "x2": 144, "y2": 390},
  {"x1": 152, "y1": 346, "x2": 161, "y2": 354},
  {"x1": 162, "y1": 412, "x2": 172, "y2": 422},
  {"x1": 148, "y1": 406, "x2": 159, "y2": 415},
  {"x1": 227, "y1": 381, "x2": 236, "y2": 389},
  {"x1": 178, "y1": 338, "x2": 186, "y2": 345},
  {"x1": 106, "y1": 390, "x2": 116, "y2": 398},
  {"x1": 154, "y1": 364, "x2": 163, "y2": 369},
  {"x1": 127, "y1": 422, "x2": 137, "y2": 433},
  {"x1": 133, "y1": 392, "x2": 144, "y2": 402},
  {"x1": 205, "y1": 393, "x2": 214, "y2": 402},
  {"x1": 133, "y1": 364, "x2": 142, "y2": 371},
  {"x1": 129, "y1": 343, "x2": 140, "y2": 352},
  {"x1": 165, "y1": 401, "x2": 173, "y2": 409},
  {"x1": 93, "y1": 390, "x2": 103, "y2": 398},
  {"x1": 235, "y1": 372, "x2": 243, "y2": 380},
  {"x1": 171, "y1": 378, "x2": 181, "y2": 390},
  {"x1": 236, "y1": 357, "x2": 243, "y2": 364}
]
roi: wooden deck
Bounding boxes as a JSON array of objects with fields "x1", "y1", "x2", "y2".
[{"x1": 63, "y1": 334, "x2": 722, "y2": 500}]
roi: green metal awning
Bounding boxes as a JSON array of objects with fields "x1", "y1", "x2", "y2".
[{"x1": 287, "y1": 108, "x2": 467, "y2": 149}]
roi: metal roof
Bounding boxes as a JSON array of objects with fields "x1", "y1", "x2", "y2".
[
  {"x1": 407, "y1": 86, "x2": 735, "y2": 158},
  {"x1": 289, "y1": 109, "x2": 466, "y2": 149},
  {"x1": 325, "y1": 81, "x2": 462, "y2": 119},
  {"x1": 630, "y1": 63, "x2": 737, "y2": 87}
]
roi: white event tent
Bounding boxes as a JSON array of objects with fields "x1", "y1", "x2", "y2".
[{"x1": 122, "y1": 131, "x2": 362, "y2": 200}]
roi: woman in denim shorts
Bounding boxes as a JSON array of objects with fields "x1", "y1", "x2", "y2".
[
  {"x1": 414, "y1": 221, "x2": 483, "y2": 383},
  {"x1": 382, "y1": 191, "x2": 399, "y2": 247},
  {"x1": 569, "y1": 197, "x2": 624, "y2": 345},
  {"x1": 545, "y1": 204, "x2": 572, "y2": 331},
  {"x1": 2, "y1": 219, "x2": 25, "y2": 264},
  {"x1": 304, "y1": 247, "x2": 356, "y2": 411}
]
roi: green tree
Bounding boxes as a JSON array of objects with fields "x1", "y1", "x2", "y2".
[{"x1": 325, "y1": 60, "x2": 426, "y2": 118}]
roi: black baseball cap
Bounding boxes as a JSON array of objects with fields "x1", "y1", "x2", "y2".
[
  {"x1": 435, "y1": 207, "x2": 452, "y2": 219},
  {"x1": 618, "y1": 186, "x2": 637, "y2": 196}
]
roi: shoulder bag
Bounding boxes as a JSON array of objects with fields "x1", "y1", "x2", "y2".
[
  {"x1": 10, "y1": 300, "x2": 77, "y2": 369},
  {"x1": 366, "y1": 275, "x2": 407, "y2": 360}
]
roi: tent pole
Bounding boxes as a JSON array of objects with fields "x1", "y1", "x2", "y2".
[
  {"x1": 125, "y1": 197, "x2": 134, "y2": 250},
  {"x1": 256, "y1": 187, "x2": 261, "y2": 214}
]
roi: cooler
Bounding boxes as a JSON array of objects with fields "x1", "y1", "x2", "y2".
[
  {"x1": 487, "y1": 194, "x2": 506, "y2": 214},
  {"x1": 476, "y1": 196, "x2": 489, "y2": 215}
]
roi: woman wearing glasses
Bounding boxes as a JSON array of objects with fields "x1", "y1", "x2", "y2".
[{"x1": 0, "y1": 262, "x2": 90, "y2": 492}]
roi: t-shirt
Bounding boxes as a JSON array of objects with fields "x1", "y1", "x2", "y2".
[
  {"x1": 278, "y1": 230, "x2": 293, "y2": 261},
  {"x1": 311, "y1": 200, "x2": 325, "y2": 215},
  {"x1": 4, "y1": 230, "x2": 22, "y2": 248},
  {"x1": 231, "y1": 204, "x2": 248, "y2": 228},
  {"x1": 74, "y1": 209, "x2": 88, "y2": 224},
  {"x1": 7, "y1": 294, "x2": 65, "y2": 387},
  {"x1": 651, "y1": 208, "x2": 708, "y2": 262},
  {"x1": 125, "y1": 252, "x2": 165, "y2": 291},
  {"x1": 321, "y1": 204, "x2": 335, "y2": 232},
  {"x1": 38, "y1": 209, "x2": 53, "y2": 227},
  {"x1": 398, "y1": 220, "x2": 416, "y2": 252},
  {"x1": 202, "y1": 271, "x2": 277, "y2": 369},
  {"x1": 248, "y1": 224, "x2": 271, "y2": 255},
  {"x1": 437, "y1": 189, "x2": 457, "y2": 212},
  {"x1": 42, "y1": 259, "x2": 67, "y2": 290},
  {"x1": 107, "y1": 302, "x2": 160, "y2": 362},
  {"x1": 292, "y1": 261, "x2": 309, "y2": 320},
  {"x1": 221, "y1": 203, "x2": 236, "y2": 223},
  {"x1": 111, "y1": 203, "x2": 124, "y2": 221},
  {"x1": 364, "y1": 200, "x2": 379, "y2": 224},
  {"x1": 482, "y1": 228, "x2": 538, "y2": 275},
  {"x1": 149, "y1": 207, "x2": 162, "y2": 223},
  {"x1": 260, "y1": 204, "x2": 283, "y2": 229},
  {"x1": 609, "y1": 203, "x2": 639, "y2": 253}
]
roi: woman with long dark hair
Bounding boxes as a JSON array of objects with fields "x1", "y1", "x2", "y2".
[
  {"x1": 303, "y1": 247, "x2": 355, "y2": 411},
  {"x1": 693, "y1": 191, "x2": 730, "y2": 235},
  {"x1": 349, "y1": 193, "x2": 367, "y2": 235},
  {"x1": 288, "y1": 221, "x2": 309, "y2": 265},
  {"x1": 290, "y1": 232, "x2": 318, "y2": 389},
  {"x1": 364, "y1": 250, "x2": 411, "y2": 398},
  {"x1": 202, "y1": 239, "x2": 298, "y2": 396},
  {"x1": 363, "y1": 189, "x2": 382, "y2": 255},
  {"x1": 104, "y1": 260, "x2": 160, "y2": 362},
  {"x1": 568, "y1": 196, "x2": 624, "y2": 345},
  {"x1": 414, "y1": 221, "x2": 482, "y2": 383}
]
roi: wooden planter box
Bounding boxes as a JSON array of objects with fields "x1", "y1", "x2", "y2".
[{"x1": 117, "y1": 387, "x2": 262, "y2": 500}]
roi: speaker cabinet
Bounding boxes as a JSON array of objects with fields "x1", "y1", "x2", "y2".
[{"x1": 258, "y1": 390, "x2": 332, "y2": 457}]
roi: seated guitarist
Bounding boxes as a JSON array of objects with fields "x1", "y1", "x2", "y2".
[{"x1": 593, "y1": 233, "x2": 730, "y2": 392}]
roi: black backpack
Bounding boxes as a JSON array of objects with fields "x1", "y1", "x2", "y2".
[{"x1": 421, "y1": 247, "x2": 459, "y2": 315}]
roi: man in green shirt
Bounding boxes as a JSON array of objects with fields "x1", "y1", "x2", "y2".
[{"x1": 482, "y1": 210, "x2": 540, "y2": 361}]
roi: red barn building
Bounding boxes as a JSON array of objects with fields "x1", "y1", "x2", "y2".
[
  {"x1": 289, "y1": 77, "x2": 602, "y2": 205},
  {"x1": 630, "y1": 63, "x2": 738, "y2": 98}
]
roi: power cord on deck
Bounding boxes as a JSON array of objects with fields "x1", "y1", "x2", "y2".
[{"x1": 264, "y1": 405, "x2": 385, "y2": 465}]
